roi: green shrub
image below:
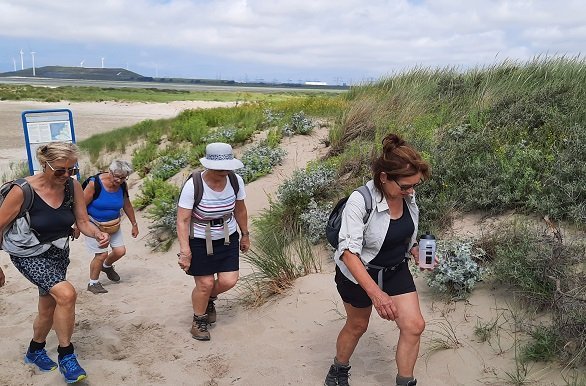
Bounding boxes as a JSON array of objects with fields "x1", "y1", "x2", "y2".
[
  {"x1": 427, "y1": 240, "x2": 487, "y2": 298},
  {"x1": 131, "y1": 143, "x2": 159, "y2": 177},
  {"x1": 237, "y1": 141, "x2": 286, "y2": 183}
]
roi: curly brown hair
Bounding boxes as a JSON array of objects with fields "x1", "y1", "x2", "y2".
[{"x1": 371, "y1": 133, "x2": 431, "y2": 194}]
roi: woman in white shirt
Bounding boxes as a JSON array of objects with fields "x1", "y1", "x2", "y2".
[
  {"x1": 324, "y1": 134, "x2": 432, "y2": 386},
  {"x1": 176, "y1": 143, "x2": 250, "y2": 341}
]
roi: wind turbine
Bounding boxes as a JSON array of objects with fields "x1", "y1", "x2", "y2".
[
  {"x1": 80, "y1": 59, "x2": 85, "y2": 68},
  {"x1": 12, "y1": 58, "x2": 17, "y2": 71},
  {"x1": 101, "y1": 57, "x2": 104, "y2": 68},
  {"x1": 20, "y1": 49, "x2": 24, "y2": 70},
  {"x1": 31, "y1": 51, "x2": 36, "y2": 77}
]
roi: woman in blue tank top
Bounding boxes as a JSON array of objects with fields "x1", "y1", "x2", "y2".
[{"x1": 80, "y1": 160, "x2": 139, "y2": 294}]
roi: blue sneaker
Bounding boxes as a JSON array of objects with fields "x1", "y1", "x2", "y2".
[
  {"x1": 24, "y1": 349, "x2": 57, "y2": 372},
  {"x1": 58, "y1": 354, "x2": 87, "y2": 383}
]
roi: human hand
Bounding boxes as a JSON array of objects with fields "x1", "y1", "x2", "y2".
[
  {"x1": 72, "y1": 227, "x2": 81, "y2": 240},
  {"x1": 0, "y1": 268, "x2": 5, "y2": 287},
  {"x1": 370, "y1": 290, "x2": 397, "y2": 321},
  {"x1": 95, "y1": 232, "x2": 110, "y2": 248},
  {"x1": 240, "y1": 234, "x2": 250, "y2": 253},
  {"x1": 177, "y1": 252, "x2": 192, "y2": 272},
  {"x1": 131, "y1": 223, "x2": 139, "y2": 238}
]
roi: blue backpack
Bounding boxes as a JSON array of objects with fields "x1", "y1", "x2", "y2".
[{"x1": 325, "y1": 185, "x2": 373, "y2": 248}]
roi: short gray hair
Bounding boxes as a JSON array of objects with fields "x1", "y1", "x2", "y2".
[{"x1": 109, "y1": 160, "x2": 133, "y2": 176}]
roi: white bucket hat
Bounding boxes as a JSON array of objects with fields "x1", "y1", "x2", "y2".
[{"x1": 200, "y1": 142, "x2": 244, "y2": 171}]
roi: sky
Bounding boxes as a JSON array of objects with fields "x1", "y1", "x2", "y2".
[{"x1": 0, "y1": 0, "x2": 584, "y2": 85}]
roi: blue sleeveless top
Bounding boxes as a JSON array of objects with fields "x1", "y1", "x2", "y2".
[{"x1": 87, "y1": 175, "x2": 124, "y2": 222}]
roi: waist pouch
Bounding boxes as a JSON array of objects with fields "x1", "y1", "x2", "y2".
[{"x1": 91, "y1": 217, "x2": 121, "y2": 234}]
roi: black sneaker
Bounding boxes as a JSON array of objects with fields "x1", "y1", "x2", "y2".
[{"x1": 324, "y1": 364, "x2": 351, "y2": 386}]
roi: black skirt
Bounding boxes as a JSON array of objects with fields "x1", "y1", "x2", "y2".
[{"x1": 187, "y1": 232, "x2": 240, "y2": 276}]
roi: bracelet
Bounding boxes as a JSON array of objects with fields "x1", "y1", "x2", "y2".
[
  {"x1": 177, "y1": 252, "x2": 192, "y2": 259},
  {"x1": 241, "y1": 232, "x2": 250, "y2": 236},
  {"x1": 131, "y1": 222, "x2": 138, "y2": 226}
]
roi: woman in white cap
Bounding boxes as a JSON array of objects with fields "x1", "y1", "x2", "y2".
[{"x1": 176, "y1": 142, "x2": 250, "y2": 341}]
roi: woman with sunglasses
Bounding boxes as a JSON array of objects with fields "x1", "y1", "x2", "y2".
[
  {"x1": 79, "y1": 160, "x2": 138, "y2": 294},
  {"x1": 324, "y1": 133, "x2": 433, "y2": 386},
  {"x1": 0, "y1": 142, "x2": 109, "y2": 384}
]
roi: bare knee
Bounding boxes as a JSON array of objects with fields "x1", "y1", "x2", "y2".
[
  {"x1": 402, "y1": 316, "x2": 425, "y2": 337},
  {"x1": 111, "y1": 247, "x2": 126, "y2": 259},
  {"x1": 51, "y1": 283, "x2": 77, "y2": 307},
  {"x1": 217, "y1": 274, "x2": 238, "y2": 290},
  {"x1": 195, "y1": 277, "x2": 215, "y2": 293},
  {"x1": 345, "y1": 318, "x2": 370, "y2": 338}
]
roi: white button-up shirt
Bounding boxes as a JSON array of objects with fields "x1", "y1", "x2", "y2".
[{"x1": 334, "y1": 180, "x2": 419, "y2": 284}]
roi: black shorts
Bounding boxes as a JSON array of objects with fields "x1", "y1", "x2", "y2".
[
  {"x1": 335, "y1": 260, "x2": 416, "y2": 308},
  {"x1": 10, "y1": 245, "x2": 70, "y2": 296},
  {"x1": 187, "y1": 232, "x2": 239, "y2": 276}
]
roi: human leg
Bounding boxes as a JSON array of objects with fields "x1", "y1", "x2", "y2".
[
  {"x1": 49, "y1": 281, "x2": 77, "y2": 348},
  {"x1": 190, "y1": 275, "x2": 215, "y2": 340},
  {"x1": 336, "y1": 302, "x2": 372, "y2": 363},
  {"x1": 392, "y1": 291, "x2": 425, "y2": 380},
  {"x1": 102, "y1": 245, "x2": 126, "y2": 282},
  {"x1": 24, "y1": 294, "x2": 58, "y2": 372}
]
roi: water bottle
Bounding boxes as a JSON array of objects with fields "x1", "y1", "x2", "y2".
[{"x1": 418, "y1": 232, "x2": 436, "y2": 269}]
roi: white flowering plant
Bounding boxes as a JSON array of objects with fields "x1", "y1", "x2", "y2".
[
  {"x1": 426, "y1": 239, "x2": 488, "y2": 298},
  {"x1": 299, "y1": 199, "x2": 332, "y2": 244},
  {"x1": 237, "y1": 141, "x2": 286, "y2": 183}
]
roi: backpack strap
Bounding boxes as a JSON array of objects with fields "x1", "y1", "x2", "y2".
[
  {"x1": 92, "y1": 173, "x2": 103, "y2": 202},
  {"x1": 14, "y1": 179, "x2": 34, "y2": 224},
  {"x1": 355, "y1": 185, "x2": 373, "y2": 224},
  {"x1": 227, "y1": 171, "x2": 240, "y2": 197},
  {"x1": 189, "y1": 171, "x2": 204, "y2": 239}
]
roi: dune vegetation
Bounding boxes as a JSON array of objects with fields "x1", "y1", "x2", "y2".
[{"x1": 45, "y1": 56, "x2": 584, "y2": 374}]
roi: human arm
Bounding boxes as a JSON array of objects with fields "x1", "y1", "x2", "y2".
[
  {"x1": 0, "y1": 267, "x2": 4, "y2": 287},
  {"x1": 72, "y1": 178, "x2": 97, "y2": 239},
  {"x1": 71, "y1": 179, "x2": 109, "y2": 247},
  {"x1": 234, "y1": 199, "x2": 249, "y2": 253},
  {"x1": 122, "y1": 195, "x2": 139, "y2": 238},
  {"x1": 341, "y1": 249, "x2": 398, "y2": 321},
  {"x1": 176, "y1": 207, "x2": 192, "y2": 272}
]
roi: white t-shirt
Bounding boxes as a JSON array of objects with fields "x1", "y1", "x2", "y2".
[{"x1": 178, "y1": 172, "x2": 246, "y2": 240}]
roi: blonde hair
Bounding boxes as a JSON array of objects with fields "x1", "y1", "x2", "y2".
[{"x1": 36, "y1": 142, "x2": 80, "y2": 165}]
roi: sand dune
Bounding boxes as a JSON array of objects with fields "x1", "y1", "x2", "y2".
[{"x1": 0, "y1": 101, "x2": 573, "y2": 385}]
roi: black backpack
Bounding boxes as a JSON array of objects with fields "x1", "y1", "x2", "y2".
[
  {"x1": 325, "y1": 185, "x2": 373, "y2": 248},
  {"x1": 81, "y1": 173, "x2": 128, "y2": 202},
  {"x1": 181, "y1": 171, "x2": 240, "y2": 239},
  {"x1": 0, "y1": 179, "x2": 35, "y2": 226}
]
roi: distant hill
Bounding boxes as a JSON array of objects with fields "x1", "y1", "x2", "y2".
[{"x1": 0, "y1": 66, "x2": 153, "y2": 81}]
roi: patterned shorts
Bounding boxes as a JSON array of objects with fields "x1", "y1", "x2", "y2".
[{"x1": 10, "y1": 245, "x2": 70, "y2": 296}]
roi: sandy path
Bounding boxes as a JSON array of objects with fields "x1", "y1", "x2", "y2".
[{"x1": 0, "y1": 103, "x2": 573, "y2": 385}]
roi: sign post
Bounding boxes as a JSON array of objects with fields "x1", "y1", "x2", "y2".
[{"x1": 21, "y1": 109, "x2": 77, "y2": 176}]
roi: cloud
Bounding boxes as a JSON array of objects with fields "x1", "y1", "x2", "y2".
[{"x1": 0, "y1": 0, "x2": 584, "y2": 80}]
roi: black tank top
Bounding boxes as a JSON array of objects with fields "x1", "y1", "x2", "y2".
[
  {"x1": 369, "y1": 200, "x2": 414, "y2": 267},
  {"x1": 29, "y1": 180, "x2": 75, "y2": 243}
]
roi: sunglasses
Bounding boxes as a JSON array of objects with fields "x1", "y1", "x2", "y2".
[
  {"x1": 393, "y1": 180, "x2": 421, "y2": 191},
  {"x1": 109, "y1": 171, "x2": 127, "y2": 181},
  {"x1": 46, "y1": 161, "x2": 79, "y2": 177}
]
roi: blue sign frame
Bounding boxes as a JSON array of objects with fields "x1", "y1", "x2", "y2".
[{"x1": 21, "y1": 109, "x2": 77, "y2": 176}]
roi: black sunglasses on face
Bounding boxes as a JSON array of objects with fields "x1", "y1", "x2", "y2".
[
  {"x1": 46, "y1": 161, "x2": 79, "y2": 177},
  {"x1": 391, "y1": 178, "x2": 421, "y2": 191}
]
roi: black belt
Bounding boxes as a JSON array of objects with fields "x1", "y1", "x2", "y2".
[{"x1": 365, "y1": 258, "x2": 407, "y2": 289}]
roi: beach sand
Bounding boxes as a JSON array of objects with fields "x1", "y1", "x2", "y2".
[{"x1": 0, "y1": 101, "x2": 573, "y2": 385}]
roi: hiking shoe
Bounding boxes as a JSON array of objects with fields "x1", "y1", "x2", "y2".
[
  {"x1": 24, "y1": 349, "x2": 57, "y2": 372},
  {"x1": 206, "y1": 297, "x2": 217, "y2": 324},
  {"x1": 101, "y1": 265, "x2": 120, "y2": 282},
  {"x1": 58, "y1": 354, "x2": 87, "y2": 383},
  {"x1": 398, "y1": 380, "x2": 417, "y2": 386},
  {"x1": 191, "y1": 314, "x2": 210, "y2": 341},
  {"x1": 87, "y1": 282, "x2": 108, "y2": 294},
  {"x1": 324, "y1": 364, "x2": 351, "y2": 386}
]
